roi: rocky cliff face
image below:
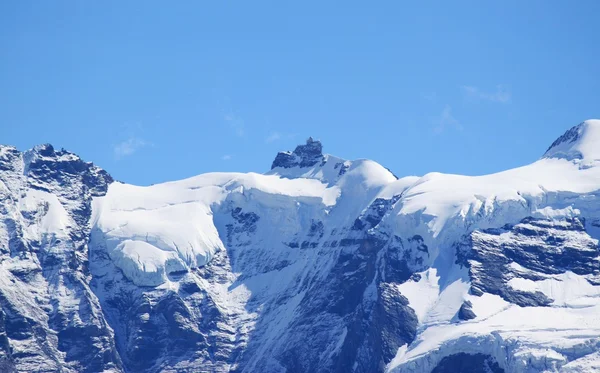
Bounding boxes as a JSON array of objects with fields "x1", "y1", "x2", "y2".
[
  {"x1": 0, "y1": 144, "x2": 119, "y2": 372},
  {"x1": 271, "y1": 137, "x2": 325, "y2": 169},
  {"x1": 1, "y1": 122, "x2": 600, "y2": 373}
]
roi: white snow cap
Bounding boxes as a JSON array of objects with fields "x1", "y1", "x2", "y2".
[{"x1": 543, "y1": 119, "x2": 600, "y2": 162}]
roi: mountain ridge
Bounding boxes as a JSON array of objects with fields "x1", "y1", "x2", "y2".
[{"x1": 0, "y1": 120, "x2": 599, "y2": 372}]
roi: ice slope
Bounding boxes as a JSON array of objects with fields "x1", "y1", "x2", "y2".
[{"x1": 91, "y1": 173, "x2": 340, "y2": 286}]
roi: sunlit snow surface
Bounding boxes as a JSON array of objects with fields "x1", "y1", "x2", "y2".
[
  {"x1": 79, "y1": 120, "x2": 600, "y2": 371},
  {"x1": 92, "y1": 173, "x2": 341, "y2": 286}
]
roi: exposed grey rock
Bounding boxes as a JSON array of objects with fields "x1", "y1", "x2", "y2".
[
  {"x1": 271, "y1": 137, "x2": 324, "y2": 169},
  {"x1": 458, "y1": 217, "x2": 599, "y2": 307}
]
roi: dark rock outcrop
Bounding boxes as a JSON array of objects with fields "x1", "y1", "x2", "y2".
[
  {"x1": 458, "y1": 217, "x2": 599, "y2": 307},
  {"x1": 271, "y1": 137, "x2": 325, "y2": 169}
]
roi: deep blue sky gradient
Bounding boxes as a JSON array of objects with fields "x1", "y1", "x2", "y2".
[{"x1": 1, "y1": 1, "x2": 599, "y2": 185}]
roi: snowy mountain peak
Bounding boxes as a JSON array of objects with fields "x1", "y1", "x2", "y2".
[
  {"x1": 268, "y1": 138, "x2": 397, "y2": 187},
  {"x1": 0, "y1": 143, "x2": 114, "y2": 200},
  {"x1": 30, "y1": 143, "x2": 58, "y2": 156},
  {"x1": 543, "y1": 119, "x2": 600, "y2": 163}
]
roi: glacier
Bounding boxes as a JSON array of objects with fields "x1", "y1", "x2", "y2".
[{"x1": 0, "y1": 120, "x2": 599, "y2": 372}]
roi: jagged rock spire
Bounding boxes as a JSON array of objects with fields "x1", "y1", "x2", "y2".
[{"x1": 271, "y1": 137, "x2": 325, "y2": 169}]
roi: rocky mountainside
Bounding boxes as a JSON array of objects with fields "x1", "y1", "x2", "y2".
[{"x1": 1, "y1": 120, "x2": 600, "y2": 373}]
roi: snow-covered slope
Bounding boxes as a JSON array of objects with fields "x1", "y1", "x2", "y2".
[
  {"x1": 0, "y1": 120, "x2": 600, "y2": 372},
  {"x1": 543, "y1": 119, "x2": 600, "y2": 164}
]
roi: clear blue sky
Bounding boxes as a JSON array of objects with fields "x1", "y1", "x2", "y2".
[{"x1": 1, "y1": 1, "x2": 599, "y2": 185}]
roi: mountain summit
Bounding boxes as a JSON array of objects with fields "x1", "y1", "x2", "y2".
[
  {"x1": 543, "y1": 119, "x2": 600, "y2": 162},
  {"x1": 268, "y1": 137, "x2": 397, "y2": 187},
  {"x1": 0, "y1": 121, "x2": 600, "y2": 372},
  {"x1": 271, "y1": 137, "x2": 325, "y2": 169}
]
